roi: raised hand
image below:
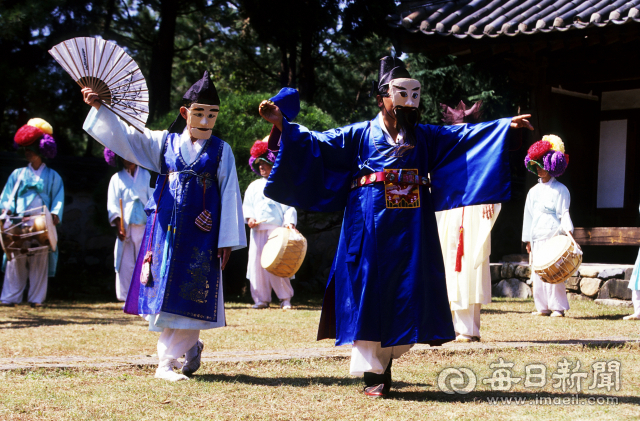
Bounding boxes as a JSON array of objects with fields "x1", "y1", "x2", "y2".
[
  {"x1": 81, "y1": 87, "x2": 102, "y2": 110},
  {"x1": 259, "y1": 100, "x2": 283, "y2": 131},
  {"x1": 510, "y1": 114, "x2": 533, "y2": 130}
]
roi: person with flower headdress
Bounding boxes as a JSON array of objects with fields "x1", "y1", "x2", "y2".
[
  {"x1": 435, "y1": 100, "x2": 500, "y2": 343},
  {"x1": 105, "y1": 148, "x2": 154, "y2": 302},
  {"x1": 81, "y1": 71, "x2": 245, "y2": 382},
  {"x1": 0, "y1": 118, "x2": 64, "y2": 307},
  {"x1": 259, "y1": 57, "x2": 533, "y2": 397},
  {"x1": 522, "y1": 135, "x2": 576, "y2": 317},
  {"x1": 243, "y1": 136, "x2": 297, "y2": 310}
]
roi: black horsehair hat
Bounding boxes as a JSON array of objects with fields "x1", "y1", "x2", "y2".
[
  {"x1": 371, "y1": 56, "x2": 412, "y2": 97},
  {"x1": 168, "y1": 71, "x2": 220, "y2": 133}
]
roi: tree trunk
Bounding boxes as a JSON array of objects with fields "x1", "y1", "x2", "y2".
[
  {"x1": 148, "y1": 0, "x2": 179, "y2": 123},
  {"x1": 279, "y1": 43, "x2": 289, "y2": 88},
  {"x1": 299, "y1": 24, "x2": 315, "y2": 102},
  {"x1": 288, "y1": 37, "x2": 297, "y2": 88}
]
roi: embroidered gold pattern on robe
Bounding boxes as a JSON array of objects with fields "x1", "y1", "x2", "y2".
[
  {"x1": 384, "y1": 168, "x2": 420, "y2": 209},
  {"x1": 178, "y1": 247, "x2": 212, "y2": 303}
]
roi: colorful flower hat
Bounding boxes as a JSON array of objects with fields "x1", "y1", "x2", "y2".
[
  {"x1": 14, "y1": 118, "x2": 57, "y2": 159},
  {"x1": 249, "y1": 135, "x2": 277, "y2": 175},
  {"x1": 524, "y1": 134, "x2": 568, "y2": 177},
  {"x1": 104, "y1": 148, "x2": 118, "y2": 167}
]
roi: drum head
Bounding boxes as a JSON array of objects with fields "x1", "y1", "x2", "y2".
[
  {"x1": 44, "y1": 206, "x2": 58, "y2": 252},
  {"x1": 532, "y1": 235, "x2": 571, "y2": 270},
  {"x1": 261, "y1": 227, "x2": 288, "y2": 270}
]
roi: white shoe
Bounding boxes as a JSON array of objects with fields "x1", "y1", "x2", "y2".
[
  {"x1": 550, "y1": 311, "x2": 565, "y2": 318},
  {"x1": 623, "y1": 314, "x2": 640, "y2": 320},
  {"x1": 280, "y1": 300, "x2": 292, "y2": 310},
  {"x1": 155, "y1": 360, "x2": 188, "y2": 382},
  {"x1": 531, "y1": 311, "x2": 550, "y2": 317},
  {"x1": 252, "y1": 302, "x2": 269, "y2": 309},
  {"x1": 182, "y1": 340, "x2": 204, "y2": 377}
]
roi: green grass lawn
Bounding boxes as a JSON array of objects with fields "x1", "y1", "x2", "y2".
[
  {"x1": 1, "y1": 345, "x2": 638, "y2": 420},
  {"x1": 0, "y1": 298, "x2": 639, "y2": 420}
]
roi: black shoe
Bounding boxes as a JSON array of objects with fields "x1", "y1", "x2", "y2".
[
  {"x1": 0, "y1": 302, "x2": 16, "y2": 307},
  {"x1": 363, "y1": 359, "x2": 392, "y2": 397},
  {"x1": 29, "y1": 303, "x2": 43, "y2": 308},
  {"x1": 364, "y1": 383, "x2": 387, "y2": 397}
]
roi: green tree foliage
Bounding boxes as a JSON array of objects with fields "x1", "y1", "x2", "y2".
[{"x1": 148, "y1": 89, "x2": 338, "y2": 194}]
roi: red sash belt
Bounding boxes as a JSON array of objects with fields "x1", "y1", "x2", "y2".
[{"x1": 351, "y1": 171, "x2": 431, "y2": 189}]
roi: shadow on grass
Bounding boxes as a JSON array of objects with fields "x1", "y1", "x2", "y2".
[
  {"x1": 388, "y1": 390, "x2": 640, "y2": 405},
  {"x1": 194, "y1": 373, "x2": 639, "y2": 405},
  {"x1": 500, "y1": 339, "x2": 638, "y2": 347},
  {"x1": 195, "y1": 373, "x2": 430, "y2": 389},
  {"x1": 0, "y1": 311, "x2": 141, "y2": 329},
  {"x1": 571, "y1": 315, "x2": 631, "y2": 321},
  {"x1": 481, "y1": 308, "x2": 532, "y2": 315}
]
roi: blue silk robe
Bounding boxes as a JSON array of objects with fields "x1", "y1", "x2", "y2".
[
  {"x1": 0, "y1": 165, "x2": 64, "y2": 276},
  {"x1": 265, "y1": 115, "x2": 512, "y2": 347},
  {"x1": 124, "y1": 133, "x2": 224, "y2": 322}
]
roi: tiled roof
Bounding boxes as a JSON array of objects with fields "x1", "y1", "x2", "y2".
[{"x1": 390, "y1": 0, "x2": 640, "y2": 39}]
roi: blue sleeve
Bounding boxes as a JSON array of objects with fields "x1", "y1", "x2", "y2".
[
  {"x1": 426, "y1": 118, "x2": 512, "y2": 211},
  {"x1": 264, "y1": 119, "x2": 366, "y2": 212},
  {"x1": 49, "y1": 171, "x2": 65, "y2": 222},
  {"x1": 0, "y1": 169, "x2": 20, "y2": 213}
]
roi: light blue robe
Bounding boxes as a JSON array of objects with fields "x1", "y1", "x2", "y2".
[
  {"x1": 0, "y1": 165, "x2": 64, "y2": 276},
  {"x1": 107, "y1": 167, "x2": 154, "y2": 272}
]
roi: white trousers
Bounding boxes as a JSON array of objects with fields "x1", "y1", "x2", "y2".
[
  {"x1": 157, "y1": 328, "x2": 200, "y2": 367},
  {"x1": 531, "y1": 239, "x2": 569, "y2": 313},
  {"x1": 452, "y1": 304, "x2": 481, "y2": 339},
  {"x1": 115, "y1": 224, "x2": 145, "y2": 301},
  {"x1": 631, "y1": 290, "x2": 640, "y2": 318},
  {"x1": 247, "y1": 226, "x2": 294, "y2": 304},
  {"x1": 1, "y1": 252, "x2": 48, "y2": 304},
  {"x1": 531, "y1": 272, "x2": 570, "y2": 312},
  {"x1": 350, "y1": 340, "x2": 413, "y2": 375}
]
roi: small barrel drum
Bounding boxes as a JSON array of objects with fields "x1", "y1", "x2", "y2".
[
  {"x1": 0, "y1": 206, "x2": 57, "y2": 261},
  {"x1": 532, "y1": 235, "x2": 582, "y2": 284},
  {"x1": 261, "y1": 227, "x2": 307, "y2": 278}
]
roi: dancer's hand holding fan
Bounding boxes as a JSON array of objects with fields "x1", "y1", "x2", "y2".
[{"x1": 49, "y1": 37, "x2": 149, "y2": 133}]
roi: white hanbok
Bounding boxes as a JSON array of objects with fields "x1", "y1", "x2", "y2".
[
  {"x1": 107, "y1": 167, "x2": 154, "y2": 301},
  {"x1": 436, "y1": 204, "x2": 501, "y2": 339},
  {"x1": 84, "y1": 106, "x2": 246, "y2": 373},
  {"x1": 243, "y1": 177, "x2": 297, "y2": 304},
  {"x1": 522, "y1": 177, "x2": 573, "y2": 313}
]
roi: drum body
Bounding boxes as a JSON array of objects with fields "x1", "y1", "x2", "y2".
[
  {"x1": 0, "y1": 206, "x2": 57, "y2": 260},
  {"x1": 532, "y1": 235, "x2": 582, "y2": 284},
  {"x1": 260, "y1": 227, "x2": 307, "y2": 278}
]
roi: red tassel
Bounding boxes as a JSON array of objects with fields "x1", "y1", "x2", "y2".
[
  {"x1": 454, "y1": 207, "x2": 465, "y2": 272},
  {"x1": 455, "y1": 227, "x2": 464, "y2": 272}
]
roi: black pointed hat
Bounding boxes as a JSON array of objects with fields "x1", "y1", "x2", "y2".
[
  {"x1": 378, "y1": 57, "x2": 411, "y2": 91},
  {"x1": 168, "y1": 71, "x2": 220, "y2": 133}
]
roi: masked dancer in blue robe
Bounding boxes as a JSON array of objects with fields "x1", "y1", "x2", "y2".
[
  {"x1": 81, "y1": 72, "x2": 246, "y2": 382},
  {"x1": 0, "y1": 118, "x2": 63, "y2": 308},
  {"x1": 258, "y1": 57, "x2": 533, "y2": 397}
]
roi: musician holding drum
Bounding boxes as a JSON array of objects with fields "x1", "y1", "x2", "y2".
[
  {"x1": 0, "y1": 118, "x2": 63, "y2": 308},
  {"x1": 522, "y1": 135, "x2": 576, "y2": 318},
  {"x1": 243, "y1": 137, "x2": 297, "y2": 310}
]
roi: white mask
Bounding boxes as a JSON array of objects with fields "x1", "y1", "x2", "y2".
[
  {"x1": 388, "y1": 78, "x2": 421, "y2": 109},
  {"x1": 185, "y1": 103, "x2": 219, "y2": 140}
]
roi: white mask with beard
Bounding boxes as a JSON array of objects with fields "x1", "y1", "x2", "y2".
[{"x1": 388, "y1": 78, "x2": 421, "y2": 109}]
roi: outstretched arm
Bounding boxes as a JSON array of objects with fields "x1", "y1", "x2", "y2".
[{"x1": 82, "y1": 87, "x2": 166, "y2": 173}]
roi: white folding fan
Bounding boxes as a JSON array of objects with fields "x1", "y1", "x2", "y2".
[{"x1": 49, "y1": 37, "x2": 149, "y2": 133}]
